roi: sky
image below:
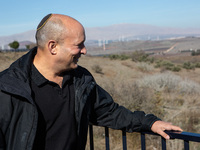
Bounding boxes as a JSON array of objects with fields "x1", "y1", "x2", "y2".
[{"x1": 1, "y1": 0, "x2": 200, "y2": 36}]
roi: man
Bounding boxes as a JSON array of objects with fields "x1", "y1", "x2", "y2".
[{"x1": 0, "y1": 14, "x2": 182, "y2": 150}]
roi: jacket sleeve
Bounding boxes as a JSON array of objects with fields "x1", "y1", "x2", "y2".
[{"x1": 90, "y1": 85, "x2": 161, "y2": 132}]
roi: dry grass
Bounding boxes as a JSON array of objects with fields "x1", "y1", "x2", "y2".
[
  {"x1": 0, "y1": 51, "x2": 27, "y2": 71},
  {"x1": 1, "y1": 52, "x2": 200, "y2": 149},
  {"x1": 79, "y1": 55, "x2": 200, "y2": 150}
]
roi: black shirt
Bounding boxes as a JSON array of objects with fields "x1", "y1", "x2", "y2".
[{"x1": 31, "y1": 64, "x2": 77, "y2": 150}]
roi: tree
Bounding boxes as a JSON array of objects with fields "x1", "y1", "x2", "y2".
[
  {"x1": 9, "y1": 41, "x2": 19, "y2": 50},
  {"x1": 26, "y1": 45, "x2": 30, "y2": 50}
]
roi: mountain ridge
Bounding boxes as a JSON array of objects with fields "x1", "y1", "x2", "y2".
[{"x1": 1, "y1": 23, "x2": 200, "y2": 47}]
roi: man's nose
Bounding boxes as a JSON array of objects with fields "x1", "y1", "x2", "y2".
[{"x1": 81, "y1": 47, "x2": 87, "y2": 55}]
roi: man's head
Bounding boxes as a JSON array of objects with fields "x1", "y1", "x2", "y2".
[
  {"x1": 35, "y1": 14, "x2": 87, "y2": 72},
  {"x1": 35, "y1": 14, "x2": 81, "y2": 49}
]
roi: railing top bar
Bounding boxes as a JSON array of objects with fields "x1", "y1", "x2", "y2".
[
  {"x1": 166, "y1": 131, "x2": 200, "y2": 142},
  {"x1": 140, "y1": 131, "x2": 200, "y2": 142}
]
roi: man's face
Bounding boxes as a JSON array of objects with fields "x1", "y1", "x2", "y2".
[{"x1": 57, "y1": 27, "x2": 86, "y2": 71}]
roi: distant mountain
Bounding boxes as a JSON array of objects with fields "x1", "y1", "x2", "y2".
[
  {"x1": 0, "y1": 30, "x2": 35, "y2": 48},
  {"x1": 1, "y1": 24, "x2": 200, "y2": 48},
  {"x1": 85, "y1": 24, "x2": 200, "y2": 41}
]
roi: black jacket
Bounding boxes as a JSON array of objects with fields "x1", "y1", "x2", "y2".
[{"x1": 0, "y1": 47, "x2": 160, "y2": 150}]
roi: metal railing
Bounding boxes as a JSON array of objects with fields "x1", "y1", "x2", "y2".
[{"x1": 89, "y1": 125, "x2": 200, "y2": 150}]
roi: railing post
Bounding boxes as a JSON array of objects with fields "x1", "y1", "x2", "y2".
[
  {"x1": 184, "y1": 140, "x2": 189, "y2": 150},
  {"x1": 141, "y1": 133, "x2": 146, "y2": 150},
  {"x1": 105, "y1": 127, "x2": 110, "y2": 150},
  {"x1": 89, "y1": 126, "x2": 200, "y2": 150},
  {"x1": 161, "y1": 137, "x2": 166, "y2": 150},
  {"x1": 122, "y1": 130, "x2": 127, "y2": 150},
  {"x1": 89, "y1": 125, "x2": 94, "y2": 150}
]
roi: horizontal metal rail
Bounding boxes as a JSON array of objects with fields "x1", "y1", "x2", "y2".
[
  {"x1": 89, "y1": 125, "x2": 200, "y2": 150},
  {"x1": 140, "y1": 131, "x2": 200, "y2": 150}
]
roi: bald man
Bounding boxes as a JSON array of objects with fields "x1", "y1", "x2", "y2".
[{"x1": 0, "y1": 14, "x2": 182, "y2": 150}]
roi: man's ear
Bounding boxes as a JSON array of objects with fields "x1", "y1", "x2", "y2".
[{"x1": 48, "y1": 40, "x2": 57, "y2": 55}]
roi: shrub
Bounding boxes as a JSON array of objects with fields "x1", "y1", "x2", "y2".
[
  {"x1": 171, "y1": 66, "x2": 181, "y2": 72},
  {"x1": 131, "y1": 50, "x2": 149, "y2": 62},
  {"x1": 148, "y1": 57, "x2": 155, "y2": 63},
  {"x1": 195, "y1": 62, "x2": 200, "y2": 68},
  {"x1": 109, "y1": 54, "x2": 120, "y2": 60},
  {"x1": 182, "y1": 62, "x2": 195, "y2": 70},
  {"x1": 136, "y1": 62, "x2": 154, "y2": 72},
  {"x1": 108, "y1": 54, "x2": 130, "y2": 60},
  {"x1": 136, "y1": 72, "x2": 200, "y2": 94},
  {"x1": 92, "y1": 65, "x2": 103, "y2": 74},
  {"x1": 191, "y1": 50, "x2": 200, "y2": 56},
  {"x1": 120, "y1": 54, "x2": 130, "y2": 60},
  {"x1": 162, "y1": 61, "x2": 174, "y2": 70},
  {"x1": 154, "y1": 60, "x2": 181, "y2": 72},
  {"x1": 154, "y1": 60, "x2": 162, "y2": 68}
]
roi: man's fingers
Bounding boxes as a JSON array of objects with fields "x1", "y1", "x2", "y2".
[
  {"x1": 151, "y1": 121, "x2": 183, "y2": 140},
  {"x1": 169, "y1": 125, "x2": 183, "y2": 132},
  {"x1": 163, "y1": 123, "x2": 183, "y2": 132},
  {"x1": 157, "y1": 130, "x2": 170, "y2": 140}
]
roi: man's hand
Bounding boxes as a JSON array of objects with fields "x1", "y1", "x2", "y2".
[{"x1": 151, "y1": 120, "x2": 183, "y2": 139}]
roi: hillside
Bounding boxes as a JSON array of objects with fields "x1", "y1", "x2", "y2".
[
  {"x1": 80, "y1": 55, "x2": 200, "y2": 150},
  {"x1": 86, "y1": 37, "x2": 200, "y2": 56},
  {"x1": 1, "y1": 23, "x2": 200, "y2": 49},
  {"x1": 1, "y1": 51, "x2": 200, "y2": 149}
]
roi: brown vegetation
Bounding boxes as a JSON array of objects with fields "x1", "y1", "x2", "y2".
[
  {"x1": 1, "y1": 51, "x2": 200, "y2": 149},
  {"x1": 79, "y1": 54, "x2": 200, "y2": 150}
]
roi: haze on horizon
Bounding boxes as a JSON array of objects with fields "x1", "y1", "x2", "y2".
[{"x1": 1, "y1": 0, "x2": 200, "y2": 36}]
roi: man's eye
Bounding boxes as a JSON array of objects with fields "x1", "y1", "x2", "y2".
[{"x1": 78, "y1": 44, "x2": 84, "y2": 49}]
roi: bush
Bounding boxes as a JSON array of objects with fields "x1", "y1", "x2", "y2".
[
  {"x1": 108, "y1": 54, "x2": 120, "y2": 60},
  {"x1": 92, "y1": 65, "x2": 103, "y2": 74},
  {"x1": 108, "y1": 54, "x2": 130, "y2": 60},
  {"x1": 154, "y1": 60, "x2": 181, "y2": 72},
  {"x1": 191, "y1": 50, "x2": 200, "y2": 56},
  {"x1": 182, "y1": 62, "x2": 195, "y2": 70},
  {"x1": 131, "y1": 51, "x2": 149, "y2": 62},
  {"x1": 195, "y1": 62, "x2": 200, "y2": 68},
  {"x1": 103, "y1": 81, "x2": 164, "y2": 116},
  {"x1": 148, "y1": 57, "x2": 155, "y2": 63},
  {"x1": 136, "y1": 62, "x2": 154, "y2": 72},
  {"x1": 155, "y1": 60, "x2": 173, "y2": 68},
  {"x1": 171, "y1": 66, "x2": 181, "y2": 72},
  {"x1": 136, "y1": 72, "x2": 200, "y2": 94}
]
